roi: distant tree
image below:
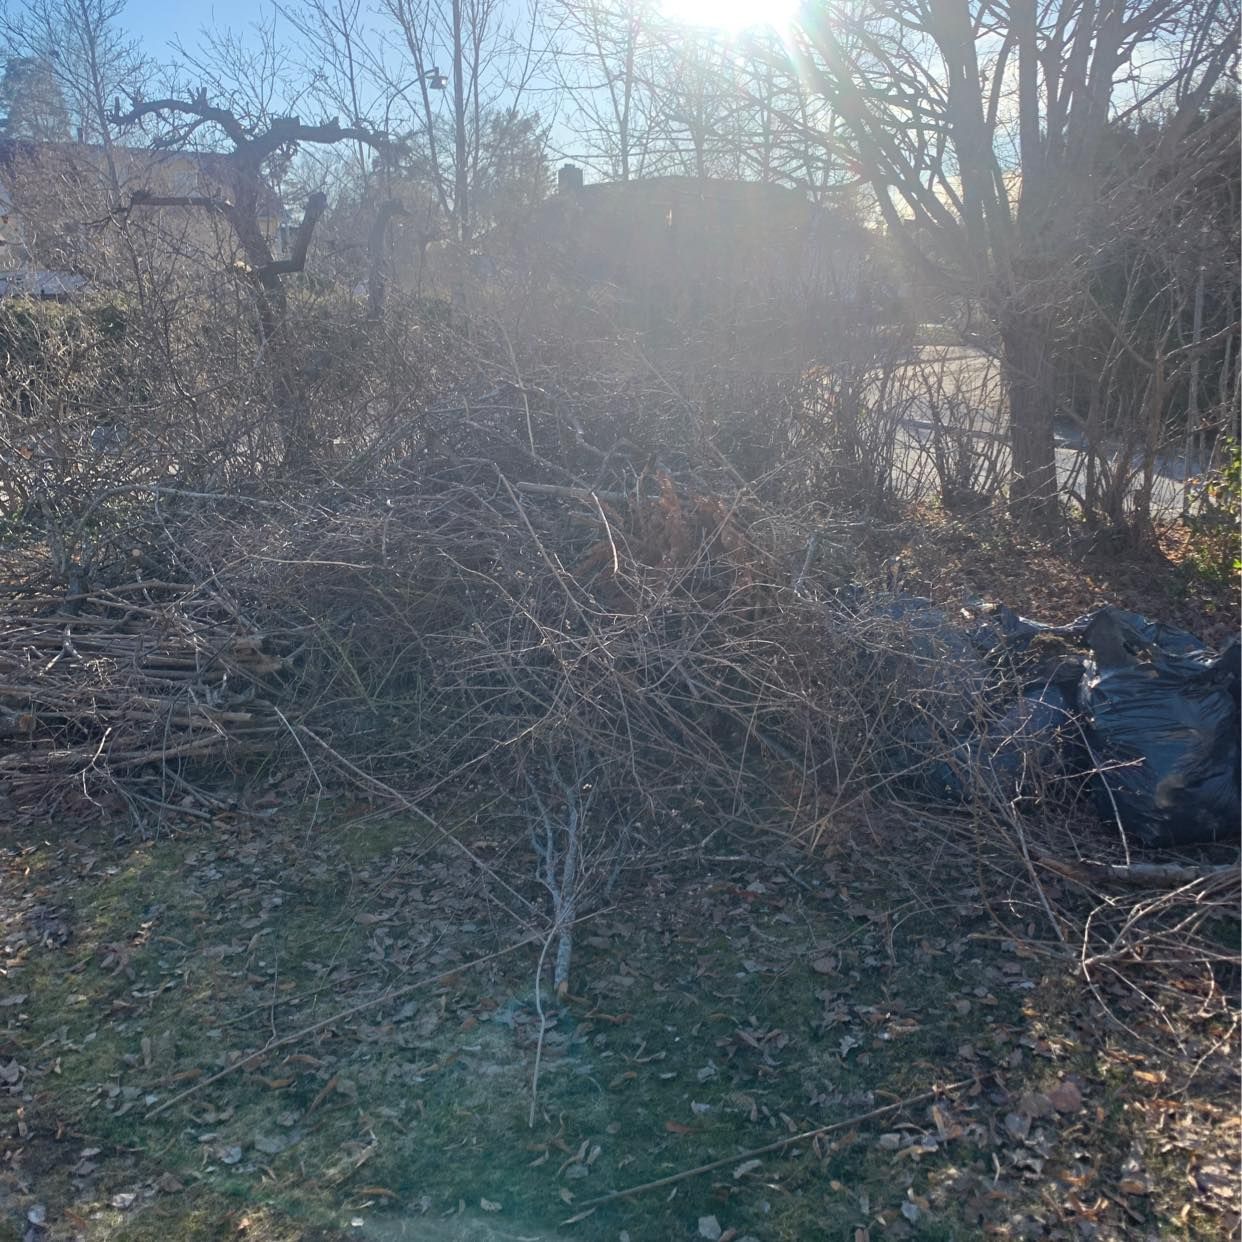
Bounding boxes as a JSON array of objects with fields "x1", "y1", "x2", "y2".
[
  {"x1": 1, "y1": 0, "x2": 150, "y2": 207},
  {"x1": 642, "y1": 28, "x2": 735, "y2": 180},
  {"x1": 785, "y1": 0, "x2": 1239, "y2": 525},
  {"x1": 365, "y1": 104, "x2": 547, "y2": 235},
  {"x1": 471, "y1": 107, "x2": 549, "y2": 229},
  {"x1": 380, "y1": 0, "x2": 547, "y2": 241},
  {"x1": 111, "y1": 89, "x2": 395, "y2": 466},
  {"x1": 0, "y1": 55, "x2": 71, "y2": 140},
  {"x1": 550, "y1": 0, "x2": 659, "y2": 181},
  {"x1": 1054, "y1": 89, "x2": 1241, "y2": 522},
  {"x1": 549, "y1": 3, "x2": 853, "y2": 195}
]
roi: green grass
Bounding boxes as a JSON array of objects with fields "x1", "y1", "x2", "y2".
[{"x1": 0, "y1": 816, "x2": 1235, "y2": 1241}]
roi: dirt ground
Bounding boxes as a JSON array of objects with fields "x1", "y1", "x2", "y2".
[
  {"x1": 0, "y1": 800, "x2": 1235, "y2": 1242},
  {"x1": 883, "y1": 505, "x2": 1238, "y2": 650}
]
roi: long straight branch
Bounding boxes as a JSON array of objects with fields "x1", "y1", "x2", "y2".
[{"x1": 575, "y1": 1075, "x2": 989, "y2": 1209}]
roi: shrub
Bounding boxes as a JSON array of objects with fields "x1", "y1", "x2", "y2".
[{"x1": 1185, "y1": 437, "x2": 1241, "y2": 584}]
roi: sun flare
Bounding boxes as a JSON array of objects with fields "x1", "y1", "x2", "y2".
[{"x1": 659, "y1": 0, "x2": 801, "y2": 33}]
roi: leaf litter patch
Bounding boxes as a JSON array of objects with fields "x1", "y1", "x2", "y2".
[{"x1": 0, "y1": 814, "x2": 1235, "y2": 1241}]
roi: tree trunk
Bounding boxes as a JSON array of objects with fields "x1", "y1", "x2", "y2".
[
  {"x1": 452, "y1": 0, "x2": 469, "y2": 242},
  {"x1": 367, "y1": 200, "x2": 406, "y2": 321},
  {"x1": 1000, "y1": 310, "x2": 1060, "y2": 526},
  {"x1": 230, "y1": 180, "x2": 326, "y2": 472}
]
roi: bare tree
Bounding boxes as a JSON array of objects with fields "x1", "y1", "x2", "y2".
[
  {"x1": 1055, "y1": 98, "x2": 1240, "y2": 528},
  {"x1": 280, "y1": 0, "x2": 387, "y2": 197},
  {"x1": 381, "y1": 0, "x2": 547, "y2": 239},
  {"x1": 726, "y1": 31, "x2": 858, "y2": 200},
  {"x1": 548, "y1": 8, "x2": 853, "y2": 194},
  {"x1": 642, "y1": 28, "x2": 738, "y2": 179},
  {"x1": 550, "y1": 0, "x2": 657, "y2": 180},
  {"x1": 110, "y1": 91, "x2": 394, "y2": 464},
  {"x1": 0, "y1": 0, "x2": 150, "y2": 200},
  {"x1": 785, "y1": 0, "x2": 1240, "y2": 523}
]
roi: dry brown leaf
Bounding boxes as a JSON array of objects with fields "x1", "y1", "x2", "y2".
[
  {"x1": 307, "y1": 1074, "x2": 339, "y2": 1114},
  {"x1": 930, "y1": 1103, "x2": 962, "y2": 1141},
  {"x1": 1049, "y1": 1080, "x2": 1083, "y2": 1113},
  {"x1": 1018, "y1": 1091, "x2": 1054, "y2": 1119},
  {"x1": 584, "y1": 1010, "x2": 631, "y2": 1025}
]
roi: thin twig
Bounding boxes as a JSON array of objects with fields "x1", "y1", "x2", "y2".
[
  {"x1": 515, "y1": 481, "x2": 628, "y2": 504},
  {"x1": 528, "y1": 929, "x2": 556, "y2": 1129},
  {"x1": 575, "y1": 1075, "x2": 988, "y2": 1208},
  {"x1": 591, "y1": 491, "x2": 621, "y2": 577},
  {"x1": 147, "y1": 933, "x2": 543, "y2": 1120},
  {"x1": 1037, "y1": 855, "x2": 1240, "y2": 889}
]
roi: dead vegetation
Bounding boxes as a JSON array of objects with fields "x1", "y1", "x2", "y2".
[
  {"x1": 0, "y1": 0, "x2": 1236, "y2": 1223},
  {"x1": 0, "y1": 800, "x2": 1236, "y2": 1240},
  {"x1": 0, "y1": 306, "x2": 1236, "y2": 1097},
  {"x1": 0, "y1": 158, "x2": 1237, "y2": 1236}
]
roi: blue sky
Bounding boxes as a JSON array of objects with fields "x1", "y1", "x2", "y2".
[{"x1": 125, "y1": 0, "x2": 277, "y2": 56}]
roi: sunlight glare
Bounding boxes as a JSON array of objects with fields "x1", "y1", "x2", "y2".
[{"x1": 659, "y1": 0, "x2": 800, "y2": 33}]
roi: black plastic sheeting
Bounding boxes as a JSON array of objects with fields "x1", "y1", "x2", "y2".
[
  {"x1": 862, "y1": 597, "x2": 1240, "y2": 849},
  {"x1": 1076, "y1": 611, "x2": 1240, "y2": 848}
]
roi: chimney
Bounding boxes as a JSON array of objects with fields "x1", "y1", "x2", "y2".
[{"x1": 557, "y1": 163, "x2": 583, "y2": 194}]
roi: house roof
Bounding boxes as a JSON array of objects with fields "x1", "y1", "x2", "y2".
[
  {"x1": 548, "y1": 173, "x2": 814, "y2": 237},
  {"x1": 576, "y1": 173, "x2": 807, "y2": 204},
  {"x1": 0, "y1": 267, "x2": 88, "y2": 297}
]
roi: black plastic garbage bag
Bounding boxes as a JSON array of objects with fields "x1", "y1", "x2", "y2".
[
  {"x1": 827, "y1": 592, "x2": 985, "y2": 800},
  {"x1": 928, "y1": 672, "x2": 1083, "y2": 804},
  {"x1": 965, "y1": 603, "x2": 1215, "y2": 661},
  {"x1": 1078, "y1": 609, "x2": 1240, "y2": 848},
  {"x1": 863, "y1": 594, "x2": 1083, "y2": 801},
  {"x1": 847, "y1": 593, "x2": 1239, "y2": 846}
]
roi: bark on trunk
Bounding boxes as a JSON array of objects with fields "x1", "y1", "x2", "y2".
[
  {"x1": 1001, "y1": 311, "x2": 1060, "y2": 526},
  {"x1": 367, "y1": 201, "x2": 407, "y2": 321}
]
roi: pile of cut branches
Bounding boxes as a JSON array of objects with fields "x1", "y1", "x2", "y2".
[
  {"x1": 0, "y1": 573, "x2": 289, "y2": 815},
  {"x1": 0, "y1": 370, "x2": 1235, "y2": 1069}
]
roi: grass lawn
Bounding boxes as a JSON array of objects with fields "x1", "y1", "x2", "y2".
[{"x1": 0, "y1": 807, "x2": 1235, "y2": 1241}]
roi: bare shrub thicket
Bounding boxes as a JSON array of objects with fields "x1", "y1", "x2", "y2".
[{"x1": 0, "y1": 255, "x2": 1235, "y2": 1059}]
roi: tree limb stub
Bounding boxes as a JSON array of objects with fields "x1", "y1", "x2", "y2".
[{"x1": 259, "y1": 191, "x2": 327, "y2": 286}]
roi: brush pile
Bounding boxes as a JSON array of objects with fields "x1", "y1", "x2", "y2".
[
  {"x1": 1, "y1": 385, "x2": 1237, "y2": 855},
  {"x1": 0, "y1": 353, "x2": 1236, "y2": 1065},
  {"x1": 0, "y1": 376, "x2": 963, "y2": 835},
  {"x1": 0, "y1": 574, "x2": 288, "y2": 814}
]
